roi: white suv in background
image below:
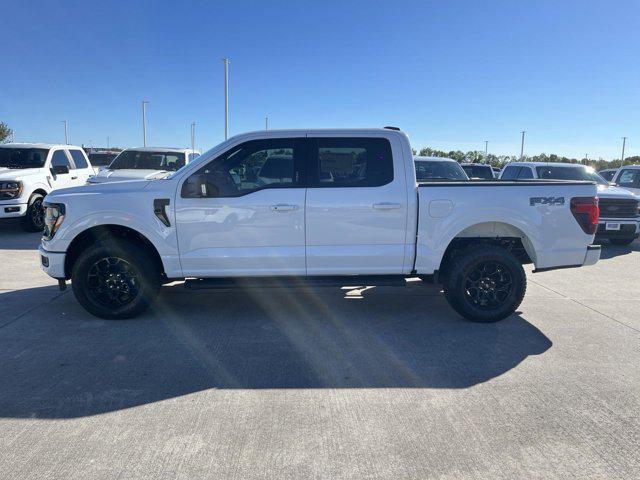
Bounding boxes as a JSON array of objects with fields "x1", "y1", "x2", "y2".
[
  {"x1": 501, "y1": 162, "x2": 640, "y2": 245},
  {"x1": 88, "y1": 147, "x2": 200, "y2": 183},
  {"x1": 0, "y1": 143, "x2": 94, "y2": 231}
]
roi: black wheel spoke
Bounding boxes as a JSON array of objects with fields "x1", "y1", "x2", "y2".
[
  {"x1": 463, "y1": 260, "x2": 514, "y2": 311},
  {"x1": 86, "y1": 256, "x2": 140, "y2": 308}
]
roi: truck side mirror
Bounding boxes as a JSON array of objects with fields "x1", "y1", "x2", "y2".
[{"x1": 51, "y1": 165, "x2": 70, "y2": 175}]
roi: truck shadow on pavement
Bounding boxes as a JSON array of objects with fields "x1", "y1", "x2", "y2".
[
  {"x1": 0, "y1": 283, "x2": 552, "y2": 419},
  {"x1": 598, "y1": 240, "x2": 640, "y2": 260}
]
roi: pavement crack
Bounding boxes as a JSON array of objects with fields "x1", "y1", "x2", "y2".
[{"x1": 529, "y1": 278, "x2": 640, "y2": 334}]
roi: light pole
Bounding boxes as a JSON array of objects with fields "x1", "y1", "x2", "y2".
[
  {"x1": 107, "y1": 136, "x2": 110, "y2": 149},
  {"x1": 265, "y1": 115, "x2": 269, "y2": 130},
  {"x1": 621, "y1": 137, "x2": 627, "y2": 167},
  {"x1": 223, "y1": 58, "x2": 230, "y2": 139},
  {"x1": 141, "y1": 101, "x2": 149, "y2": 147},
  {"x1": 484, "y1": 140, "x2": 488, "y2": 163},
  {"x1": 61, "y1": 120, "x2": 68, "y2": 144},
  {"x1": 191, "y1": 122, "x2": 196, "y2": 152},
  {"x1": 520, "y1": 131, "x2": 526, "y2": 160}
]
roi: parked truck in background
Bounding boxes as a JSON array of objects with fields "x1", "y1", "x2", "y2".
[
  {"x1": 500, "y1": 162, "x2": 640, "y2": 245},
  {"x1": 0, "y1": 143, "x2": 94, "y2": 231},
  {"x1": 39, "y1": 128, "x2": 601, "y2": 322},
  {"x1": 89, "y1": 147, "x2": 200, "y2": 183}
]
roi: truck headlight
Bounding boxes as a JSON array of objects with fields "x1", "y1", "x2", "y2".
[
  {"x1": 43, "y1": 203, "x2": 66, "y2": 240},
  {"x1": 0, "y1": 181, "x2": 23, "y2": 199}
]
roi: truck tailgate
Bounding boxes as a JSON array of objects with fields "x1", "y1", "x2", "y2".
[{"x1": 414, "y1": 180, "x2": 599, "y2": 274}]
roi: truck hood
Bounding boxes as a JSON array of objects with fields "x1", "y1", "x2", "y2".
[
  {"x1": 0, "y1": 167, "x2": 47, "y2": 181},
  {"x1": 88, "y1": 169, "x2": 171, "y2": 183},
  {"x1": 45, "y1": 179, "x2": 153, "y2": 201},
  {"x1": 597, "y1": 184, "x2": 639, "y2": 200}
]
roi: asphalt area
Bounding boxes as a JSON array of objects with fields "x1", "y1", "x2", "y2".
[{"x1": 0, "y1": 219, "x2": 638, "y2": 479}]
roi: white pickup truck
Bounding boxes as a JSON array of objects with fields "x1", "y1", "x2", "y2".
[
  {"x1": 0, "y1": 143, "x2": 94, "y2": 231},
  {"x1": 39, "y1": 128, "x2": 601, "y2": 322}
]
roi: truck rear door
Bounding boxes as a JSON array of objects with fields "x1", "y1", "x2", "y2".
[{"x1": 304, "y1": 134, "x2": 409, "y2": 275}]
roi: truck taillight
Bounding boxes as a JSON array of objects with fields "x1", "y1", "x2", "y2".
[{"x1": 570, "y1": 197, "x2": 599, "y2": 235}]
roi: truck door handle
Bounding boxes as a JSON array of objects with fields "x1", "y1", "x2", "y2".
[
  {"x1": 71, "y1": 176, "x2": 78, "y2": 180},
  {"x1": 270, "y1": 204, "x2": 299, "y2": 211},
  {"x1": 373, "y1": 202, "x2": 401, "y2": 210}
]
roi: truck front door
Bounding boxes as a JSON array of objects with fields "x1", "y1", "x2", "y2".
[
  {"x1": 175, "y1": 137, "x2": 307, "y2": 277},
  {"x1": 304, "y1": 135, "x2": 408, "y2": 275}
]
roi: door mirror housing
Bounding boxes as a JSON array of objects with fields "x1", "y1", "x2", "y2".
[{"x1": 51, "y1": 165, "x2": 70, "y2": 175}]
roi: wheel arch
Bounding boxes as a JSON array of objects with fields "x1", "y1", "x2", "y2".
[
  {"x1": 437, "y1": 221, "x2": 536, "y2": 280},
  {"x1": 64, "y1": 224, "x2": 165, "y2": 280}
]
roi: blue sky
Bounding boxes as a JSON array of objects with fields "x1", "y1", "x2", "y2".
[{"x1": 1, "y1": 0, "x2": 639, "y2": 159}]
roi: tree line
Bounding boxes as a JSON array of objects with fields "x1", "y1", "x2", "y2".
[{"x1": 416, "y1": 146, "x2": 638, "y2": 171}]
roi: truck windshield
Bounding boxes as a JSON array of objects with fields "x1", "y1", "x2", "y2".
[
  {"x1": 415, "y1": 161, "x2": 468, "y2": 181},
  {"x1": 109, "y1": 151, "x2": 186, "y2": 171},
  {"x1": 0, "y1": 148, "x2": 49, "y2": 169},
  {"x1": 536, "y1": 166, "x2": 608, "y2": 185}
]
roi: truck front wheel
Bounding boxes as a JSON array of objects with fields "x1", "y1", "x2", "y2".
[
  {"x1": 71, "y1": 239, "x2": 161, "y2": 319},
  {"x1": 21, "y1": 193, "x2": 45, "y2": 232},
  {"x1": 443, "y1": 245, "x2": 526, "y2": 323}
]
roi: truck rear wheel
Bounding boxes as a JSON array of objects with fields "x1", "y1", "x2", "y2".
[
  {"x1": 21, "y1": 193, "x2": 45, "y2": 232},
  {"x1": 71, "y1": 239, "x2": 160, "y2": 319},
  {"x1": 443, "y1": 245, "x2": 526, "y2": 323}
]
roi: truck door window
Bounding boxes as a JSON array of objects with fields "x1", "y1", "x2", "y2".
[
  {"x1": 69, "y1": 150, "x2": 88, "y2": 169},
  {"x1": 309, "y1": 137, "x2": 393, "y2": 187},
  {"x1": 181, "y1": 138, "x2": 303, "y2": 198},
  {"x1": 51, "y1": 150, "x2": 72, "y2": 169}
]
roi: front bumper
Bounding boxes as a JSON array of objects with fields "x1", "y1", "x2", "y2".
[
  {"x1": 0, "y1": 203, "x2": 27, "y2": 219},
  {"x1": 596, "y1": 219, "x2": 640, "y2": 240},
  {"x1": 38, "y1": 244, "x2": 66, "y2": 279}
]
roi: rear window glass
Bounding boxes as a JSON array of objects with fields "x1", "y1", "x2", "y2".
[{"x1": 310, "y1": 137, "x2": 393, "y2": 187}]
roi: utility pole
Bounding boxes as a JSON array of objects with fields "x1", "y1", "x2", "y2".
[
  {"x1": 265, "y1": 115, "x2": 269, "y2": 130},
  {"x1": 191, "y1": 122, "x2": 196, "y2": 152},
  {"x1": 141, "y1": 101, "x2": 149, "y2": 147},
  {"x1": 520, "y1": 131, "x2": 526, "y2": 160},
  {"x1": 223, "y1": 58, "x2": 230, "y2": 139},
  {"x1": 61, "y1": 120, "x2": 68, "y2": 144},
  {"x1": 621, "y1": 137, "x2": 627, "y2": 167}
]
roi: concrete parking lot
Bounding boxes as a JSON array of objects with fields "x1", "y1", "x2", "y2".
[{"x1": 0, "y1": 220, "x2": 639, "y2": 479}]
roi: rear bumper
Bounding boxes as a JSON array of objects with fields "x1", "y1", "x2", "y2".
[
  {"x1": 533, "y1": 244, "x2": 600, "y2": 273},
  {"x1": 582, "y1": 244, "x2": 601, "y2": 266},
  {"x1": 38, "y1": 244, "x2": 66, "y2": 279},
  {"x1": 0, "y1": 203, "x2": 27, "y2": 219}
]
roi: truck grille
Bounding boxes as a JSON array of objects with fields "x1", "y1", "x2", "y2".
[{"x1": 599, "y1": 198, "x2": 639, "y2": 219}]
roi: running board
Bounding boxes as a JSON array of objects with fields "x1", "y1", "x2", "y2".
[{"x1": 184, "y1": 276, "x2": 409, "y2": 290}]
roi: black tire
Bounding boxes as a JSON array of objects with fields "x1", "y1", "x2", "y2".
[
  {"x1": 71, "y1": 239, "x2": 161, "y2": 319},
  {"x1": 20, "y1": 193, "x2": 45, "y2": 232},
  {"x1": 610, "y1": 238, "x2": 635, "y2": 246},
  {"x1": 443, "y1": 245, "x2": 526, "y2": 323}
]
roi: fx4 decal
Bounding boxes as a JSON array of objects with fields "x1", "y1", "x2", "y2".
[{"x1": 530, "y1": 196, "x2": 565, "y2": 207}]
